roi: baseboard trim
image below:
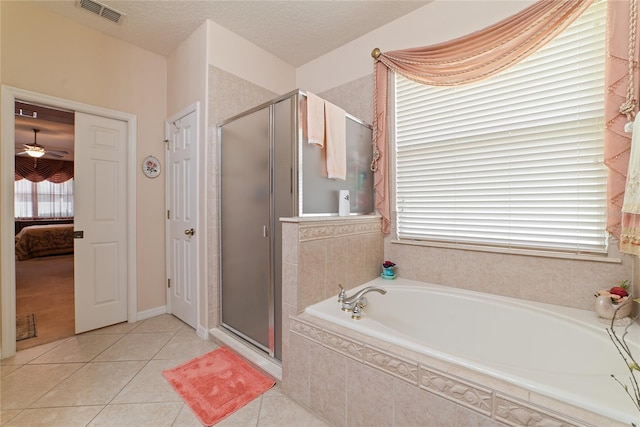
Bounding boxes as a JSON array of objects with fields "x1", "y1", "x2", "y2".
[
  {"x1": 137, "y1": 305, "x2": 167, "y2": 321},
  {"x1": 197, "y1": 324, "x2": 209, "y2": 339}
]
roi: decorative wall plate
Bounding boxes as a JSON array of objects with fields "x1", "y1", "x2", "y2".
[{"x1": 143, "y1": 155, "x2": 160, "y2": 178}]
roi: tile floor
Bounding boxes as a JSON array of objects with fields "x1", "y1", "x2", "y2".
[{"x1": 1, "y1": 314, "x2": 329, "y2": 427}]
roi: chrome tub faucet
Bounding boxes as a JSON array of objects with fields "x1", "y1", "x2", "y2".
[{"x1": 337, "y1": 284, "x2": 387, "y2": 318}]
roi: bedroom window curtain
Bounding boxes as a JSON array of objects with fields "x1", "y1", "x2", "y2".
[
  {"x1": 15, "y1": 179, "x2": 74, "y2": 219},
  {"x1": 14, "y1": 157, "x2": 74, "y2": 183},
  {"x1": 372, "y1": 0, "x2": 634, "y2": 237}
]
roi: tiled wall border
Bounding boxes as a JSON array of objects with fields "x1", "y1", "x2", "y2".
[
  {"x1": 418, "y1": 365, "x2": 492, "y2": 416},
  {"x1": 289, "y1": 315, "x2": 628, "y2": 427},
  {"x1": 298, "y1": 218, "x2": 382, "y2": 242}
]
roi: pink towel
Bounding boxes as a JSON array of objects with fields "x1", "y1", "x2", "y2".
[
  {"x1": 306, "y1": 92, "x2": 325, "y2": 147},
  {"x1": 324, "y1": 101, "x2": 346, "y2": 180}
]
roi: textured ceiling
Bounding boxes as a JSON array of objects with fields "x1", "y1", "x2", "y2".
[
  {"x1": 17, "y1": 1, "x2": 431, "y2": 158},
  {"x1": 33, "y1": 0, "x2": 431, "y2": 67}
]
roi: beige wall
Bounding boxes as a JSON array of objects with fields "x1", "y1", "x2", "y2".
[
  {"x1": 1, "y1": 2, "x2": 167, "y2": 313},
  {"x1": 166, "y1": 21, "x2": 209, "y2": 330},
  {"x1": 296, "y1": 0, "x2": 535, "y2": 93},
  {"x1": 167, "y1": 21, "x2": 208, "y2": 118},
  {"x1": 208, "y1": 20, "x2": 295, "y2": 95}
]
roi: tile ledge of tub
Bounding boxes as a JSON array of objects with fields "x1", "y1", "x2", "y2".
[
  {"x1": 390, "y1": 239, "x2": 623, "y2": 264},
  {"x1": 280, "y1": 214, "x2": 381, "y2": 223}
]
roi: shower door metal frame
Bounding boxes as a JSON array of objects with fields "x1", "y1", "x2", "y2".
[{"x1": 217, "y1": 91, "x2": 300, "y2": 359}]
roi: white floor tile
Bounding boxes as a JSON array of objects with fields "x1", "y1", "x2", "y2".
[
  {"x1": 0, "y1": 409, "x2": 23, "y2": 425},
  {"x1": 88, "y1": 402, "x2": 184, "y2": 427},
  {"x1": 216, "y1": 398, "x2": 262, "y2": 427},
  {"x1": 83, "y1": 321, "x2": 142, "y2": 335},
  {"x1": 30, "y1": 334, "x2": 124, "y2": 364},
  {"x1": 152, "y1": 332, "x2": 219, "y2": 361},
  {"x1": 258, "y1": 396, "x2": 330, "y2": 427},
  {"x1": 1, "y1": 314, "x2": 328, "y2": 427},
  {"x1": 0, "y1": 338, "x2": 71, "y2": 366},
  {"x1": 3, "y1": 405, "x2": 103, "y2": 427},
  {"x1": 1, "y1": 363, "x2": 84, "y2": 410},
  {"x1": 93, "y1": 333, "x2": 174, "y2": 361},
  {"x1": 170, "y1": 404, "x2": 208, "y2": 427},
  {"x1": 1, "y1": 364, "x2": 21, "y2": 378},
  {"x1": 133, "y1": 315, "x2": 186, "y2": 333},
  {"x1": 111, "y1": 359, "x2": 187, "y2": 404},
  {"x1": 31, "y1": 361, "x2": 146, "y2": 407}
]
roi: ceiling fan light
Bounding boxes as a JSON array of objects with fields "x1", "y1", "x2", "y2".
[{"x1": 25, "y1": 146, "x2": 45, "y2": 158}]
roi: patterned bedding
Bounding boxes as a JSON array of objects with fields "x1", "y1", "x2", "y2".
[{"x1": 15, "y1": 224, "x2": 74, "y2": 261}]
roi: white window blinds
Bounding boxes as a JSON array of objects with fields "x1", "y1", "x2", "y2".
[
  {"x1": 14, "y1": 179, "x2": 74, "y2": 219},
  {"x1": 394, "y1": 0, "x2": 607, "y2": 254}
]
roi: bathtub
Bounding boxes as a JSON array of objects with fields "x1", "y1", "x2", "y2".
[{"x1": 304, "y1": 277, "x2": 640, "y2": 425}]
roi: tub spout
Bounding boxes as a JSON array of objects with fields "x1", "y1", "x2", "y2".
[{"x1": 341, "y1": 286, "x2": 386, "y2": 311}]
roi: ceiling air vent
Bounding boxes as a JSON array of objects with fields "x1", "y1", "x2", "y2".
[{"x1": 77, "y1": 0, "x2": 124, "y2": 24}]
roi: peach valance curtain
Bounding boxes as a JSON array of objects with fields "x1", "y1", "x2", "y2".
[{"x1": 372, "y1": 0, "x2": 598, "y2": 234}]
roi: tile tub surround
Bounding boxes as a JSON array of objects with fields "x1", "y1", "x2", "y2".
[
  {"x1": 287, "y1": 314, "x2": 631, "y2": 427},
  {"x1": 383, "y1": 227, "x2": 635, "y2": 314},
  {"x1": 278, "y1": 215, "x2": 634, "y2": 426},
  {"x1": 280, "y1": 216, "x2": 384, "y2": 411}
]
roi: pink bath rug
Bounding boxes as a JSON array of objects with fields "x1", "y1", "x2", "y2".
[{"x1": 163, "y1": 346, "x2": 275, "y2": 425}]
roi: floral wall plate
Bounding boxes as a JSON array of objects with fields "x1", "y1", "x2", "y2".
[{"x1": 143, "y1": 155, "x2": 160, "y2": 178}]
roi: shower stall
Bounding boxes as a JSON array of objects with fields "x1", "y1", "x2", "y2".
[{"x1": 218, "y1": 90, "x2": 374, "y2": 361}]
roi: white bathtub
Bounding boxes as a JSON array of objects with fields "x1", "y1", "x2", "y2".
[{"x1": 305, "y1": 277, "x2": 640, "y2": 425}]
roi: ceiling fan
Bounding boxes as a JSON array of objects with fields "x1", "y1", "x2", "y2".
[{"x1": 16, "y1": 128, "x2": 69, "y2": 159}]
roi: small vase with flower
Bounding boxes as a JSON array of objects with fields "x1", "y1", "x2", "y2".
[
  {"x1": 381, "y1": 260, "x2": 396, "y2": 279},
  {"x1": 594, "y1": 280, "x2": 633, "y2": 325}
]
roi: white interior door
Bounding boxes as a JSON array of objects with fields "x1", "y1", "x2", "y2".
[
  {"x1": 74, "y1": 112, "x2": 128, "y2": 333},
  {"x1": 167, "y1": 109, "x2": 198, "y2": 328}
]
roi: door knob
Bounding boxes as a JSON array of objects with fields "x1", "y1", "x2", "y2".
[{"x1": 184, "y1": 228, "x2": 195, "y2": 236}]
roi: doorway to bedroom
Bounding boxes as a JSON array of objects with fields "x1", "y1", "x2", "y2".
[
  {"x1": 2, "y1": 86, "x2": 137, "y2": 359},
  {"x1": 14, "y1": 101, "x2": 75, "y2": 350}
]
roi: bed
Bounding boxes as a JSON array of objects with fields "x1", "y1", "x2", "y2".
[{"x1": 15, "y1": 224, "x2": 74, "y2": 261}]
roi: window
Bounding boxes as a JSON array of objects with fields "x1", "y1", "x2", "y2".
[
  {"x1": 394, "y1": 0, "x2": 607, "y2": 254},
  {"x1": 15, "y1": 179, "x2": 74, "y2": 219}
]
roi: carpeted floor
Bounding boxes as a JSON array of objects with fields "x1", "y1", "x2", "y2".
[{"x1": 15, "y1": 254, "x2": 75, "y2": 351}]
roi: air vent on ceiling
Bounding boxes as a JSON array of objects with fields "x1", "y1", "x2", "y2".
[{"x1": 77, "y1": 0, "x2": 124, "y2": 24}]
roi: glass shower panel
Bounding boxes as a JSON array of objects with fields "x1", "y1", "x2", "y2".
[
  {"x1": 300, "y1": 116, "x2": 374, "y2": 215},
  {"x1": 220, "y1": 106, "x2": 271, "y2": 352}
]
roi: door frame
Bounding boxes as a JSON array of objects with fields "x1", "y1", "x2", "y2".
[
  {"x1": 164, "y1": 102, "x2": 200, "y2": 330},
  {"x1": 1, "y1": 85, "x2": 137, "y2": 359}
]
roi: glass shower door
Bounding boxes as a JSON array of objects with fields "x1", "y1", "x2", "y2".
[{"x1": 220, "y1": 106, "x2": 271, "y2": 353}]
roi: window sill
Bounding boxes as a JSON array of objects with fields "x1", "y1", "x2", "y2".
[{"x1": 390, "y1": 239, "x2": 623, "y2": 264}]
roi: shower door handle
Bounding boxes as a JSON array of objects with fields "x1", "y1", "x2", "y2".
[{"x1": 263, "y1": 225, "x2": 269, "y2": 238}]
